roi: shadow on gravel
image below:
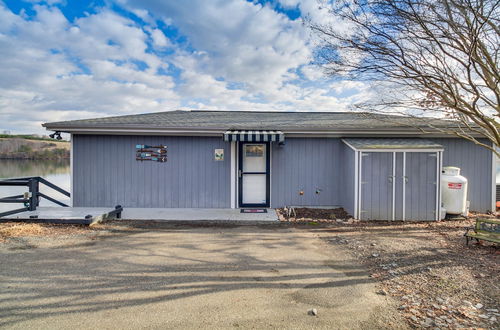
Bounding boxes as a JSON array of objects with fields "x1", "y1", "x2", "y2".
[{"x1": 0, "y1": 224, "x2": 378, "y2": 328}]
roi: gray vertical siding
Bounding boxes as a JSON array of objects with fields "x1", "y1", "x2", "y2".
[
  {"x1": 73, "y1": 135, "x2": 231, "y2": 208},
  {"x1": 431, "y1": 138, "x2": 493, "y2": 212},
  {"x1": 339, "y1": 143, "x2": 356, "y2": 216},
  {"x1": 359, "y1": 151, "x2": 439, "y2": 221},
  {"x1": 394, "y1": 152, "x2": 404, "y2": 220},
  {"x1": 71, "y1": 134, "x2": 493, "y2": 214},
  {"x1": 404, "y1": 152, "x2": 438, "y2": 220},
  {"x1": 270, "y1": 138, "x2": 341, "y2": 208},
  {"x1": 360, "y1": 152, "x2": 394, "y2": 220}
]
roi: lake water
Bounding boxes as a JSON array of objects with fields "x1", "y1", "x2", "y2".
[{"x1": 0, "y1": 159, "x2": 70, "y2": 214}]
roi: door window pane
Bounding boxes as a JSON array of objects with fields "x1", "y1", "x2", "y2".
[
  {"x1": 243, "y1": 144, "x2": 266, "y2": 172},
  {"x1": 242, "y1": 174, "x2": 266, "y2": 204}
]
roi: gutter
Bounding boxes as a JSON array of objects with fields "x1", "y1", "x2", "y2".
[{"x1": 41, "y1": 125, "x2": 485, "y2": 138}]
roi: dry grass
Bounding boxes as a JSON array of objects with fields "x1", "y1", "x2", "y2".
[
  {"x1": 0, "y1": 138, "x2": 69, "y2": 153},
  {"x1": 0, "y1": 222, "x2": 91, "y2": 241},
  {"x1": 0, "y1": 223, "x2": 48, "y2": 240}
]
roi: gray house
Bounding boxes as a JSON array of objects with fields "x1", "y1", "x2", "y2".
[{"x1": 43, "y1": 110, "x2": 496, "y2": 221}]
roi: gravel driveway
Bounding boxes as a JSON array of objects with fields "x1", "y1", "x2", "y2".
[{"x1": 0, "y1": 223, "x2": 405, "y2": 329}]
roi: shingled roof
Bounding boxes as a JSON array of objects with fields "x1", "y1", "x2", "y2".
[{"x1": 43, "y1": 110, "x2": 459, "y2": 135}]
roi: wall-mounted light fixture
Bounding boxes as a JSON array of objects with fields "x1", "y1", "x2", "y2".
[{"x1": 49, "y1": 131, "x2": 62, "y2": 140}]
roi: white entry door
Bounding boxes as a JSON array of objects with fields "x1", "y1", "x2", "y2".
[{"x1": 239, "y1": 143, "x2": 269, "y2": 207}]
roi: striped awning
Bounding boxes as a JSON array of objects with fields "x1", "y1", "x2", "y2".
[{"x1": 223, "y1": 130, "x2": 285, "y2": 143}]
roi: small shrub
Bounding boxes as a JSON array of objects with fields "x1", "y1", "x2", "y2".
[{"x1": 17, "y1": 144, "x2": 33, "y2": 153}]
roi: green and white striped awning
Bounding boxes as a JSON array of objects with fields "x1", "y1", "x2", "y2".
[{"x1": 223, "y1": 130, "x2": 285, "y2": 143}]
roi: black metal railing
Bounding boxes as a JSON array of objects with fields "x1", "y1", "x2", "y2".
[{"x1": 0, "y1": 177, "x2": 70, "y2": 217}]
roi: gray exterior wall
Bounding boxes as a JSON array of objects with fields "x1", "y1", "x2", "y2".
[
  {"x1": 339, "y1": 143, "x2": 356, "y2": 216},
  {"x1": 270, "y1": 138, "x2": 341, "y2": 208},
  {"x1": 72, "y1": 135, "x2": 231, "y2": 208},
  {"x1": 71, "y1": 134, "x2": 493, "y2": 214},
  {"x1": 431, "y1": 138, "x2": 493, "y2": 212}
]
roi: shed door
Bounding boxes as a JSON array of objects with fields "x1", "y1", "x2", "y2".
[
  {"x1": 404, "y1": 152, "x2": 438, "y2": 220},
  {"x1": 360, "y1": 152, "x2": 393, "y2": 220},
  {"x1": 360, "y1": 151, "x2": 439, "y2": 221}
]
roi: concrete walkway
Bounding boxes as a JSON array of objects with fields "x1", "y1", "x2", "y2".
[
  {"x1": 121, "y1": 208, "x2": 278, "y2": 223},
  {"x1": 2, "y1": 207, "x2": 279, "y2": 224},
  {"x1": 2, "y1": 207, "x2": 116, "y2": 220}
]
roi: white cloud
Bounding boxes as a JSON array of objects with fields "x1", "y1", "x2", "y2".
[
  {"x1": 149, "y1": 28, "x2": 170, "y2": 48},
  {"x1": 120, "y1": 0, "x2": 311, "y2": 91},
  {"x1": 0, "y1": 0, "x2": 370, "y2": 134},
  {"x1": 301, "y1": 65, "x2": 325, "y2": 81},
  {"x1": 0, "y1": 3, "x2": 180, "y2": 134}
]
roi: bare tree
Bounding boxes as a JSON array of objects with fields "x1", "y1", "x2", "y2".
[{"x1": 311, "y1": 0, "x2": 499, "y2": 155}]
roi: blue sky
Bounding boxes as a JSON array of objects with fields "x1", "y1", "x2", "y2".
[{"x1": 0, "y1": 0, "x2": 371, "y2": 134}]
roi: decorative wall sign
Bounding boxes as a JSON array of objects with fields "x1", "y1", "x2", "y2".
[
  {"x1": 136, "y1": 144, "x2": 167, "y2": 162},
  {"x1": 215, "y1": 148, "x2": 224, "y2": 161}
]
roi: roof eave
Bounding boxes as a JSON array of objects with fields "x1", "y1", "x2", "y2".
[{"x1": 43, "y1": 124, "x2": 475, "y2": 138}]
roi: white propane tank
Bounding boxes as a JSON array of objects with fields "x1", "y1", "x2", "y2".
[{"x1": 441, "y1": 166, "x2": 468, "y2": 215}]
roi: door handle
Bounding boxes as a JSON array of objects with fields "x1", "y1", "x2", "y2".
[
  {"x1": 238, "y1": 170, "x2": 242, "y2": 178},
  {"x1": 388, "y1": 176, "x2": 394, "y2": 183},
  {"x1": 403, "y1": 176, "x2": 409, "y2": 184}
]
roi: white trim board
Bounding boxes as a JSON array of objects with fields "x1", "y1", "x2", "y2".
[
  {"x1": 235, "y1": 143, "x2": 239, "y2": 208},
  {"x1": 353, "y1": 150, "x2": 359, "y2": 219},
  {"x1": 491, "y1": 148, "x2": 496, "y2": 212},
  {"x1": 230, "y1": 141, "x2": 236, "y2": 209},
  {"x1": 392, "y1": 152, "x2": 396, "y2": 221},
  {"x1": 436, "y1": 151, "x2": 442, "y2": 221},
  {"x1": 70, "y1": 134, "x2": 74, "y2": 207},
  {"x1": 269, "y1": 143, "x2": 273, "y2": 208},
  {"x1": 349, "y1": 148, "x2": 444, "y2": 153},
  {"x1": 342, "y1": 139, "x2": 358, "y2": 151},
  {"x1": 46, "y1": 127, "x2": 486, "y2": 139},
  {"x1": 402, "y1": 152, "x2": 406, "y2": 220}
]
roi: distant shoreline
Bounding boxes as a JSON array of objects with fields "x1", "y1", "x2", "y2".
[
  {"x1": 0, "y1": 136, "x2": 70, "y2": 160},
  {"x1": 0, "y1": 155, "x2": 70, "y2": 160}
]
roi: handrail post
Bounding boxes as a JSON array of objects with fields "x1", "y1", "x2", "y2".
[
  {"x1": 1, "y1": 176, "x2": 71, "y2": 218},
  {"x1": 28, "y1": 178, "x2": 39, "y2": 211}
]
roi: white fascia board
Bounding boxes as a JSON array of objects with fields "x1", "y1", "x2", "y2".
[
  {"x1": 285, "y1": 131, "x2": 486, "y2": 138},
  {"x1": 342, "y1": 141, "x2": 444, "y2": 152},
  {"x1": 353, "y1": 148, "x2": 444, "y2": 153},
  {"x1": 45, "y1": 128, "x2": 225, "y2": 136},
  {"x1": 341, "y1": 139, "x2": 358, "y2": 151},
  {"x1": 44, "y1": 126, "x2": 485, "y2": 139}
]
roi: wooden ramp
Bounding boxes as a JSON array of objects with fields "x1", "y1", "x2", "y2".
[{"x1": 0, "y1": 205, "x2": 123, "y2": 226}]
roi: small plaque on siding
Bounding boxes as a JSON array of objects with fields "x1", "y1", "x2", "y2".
[
  {"x1": 215, "y1": 149, "x2": 224, "y2": 161},
  {"x1": 136, "y1": 144, "x2": 167, "y2": 162}
]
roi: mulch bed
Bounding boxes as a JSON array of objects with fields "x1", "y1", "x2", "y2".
[{"x1": 277, "y1": 207, "x2": 351, "y2": 222}]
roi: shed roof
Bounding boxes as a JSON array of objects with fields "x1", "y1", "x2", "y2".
[
  {"x1": 343, "y1": 138, "x2": 444, "y2": 150},
  {"x1": 43, "y1": 110, "x2": 459, "y2": 134}
]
